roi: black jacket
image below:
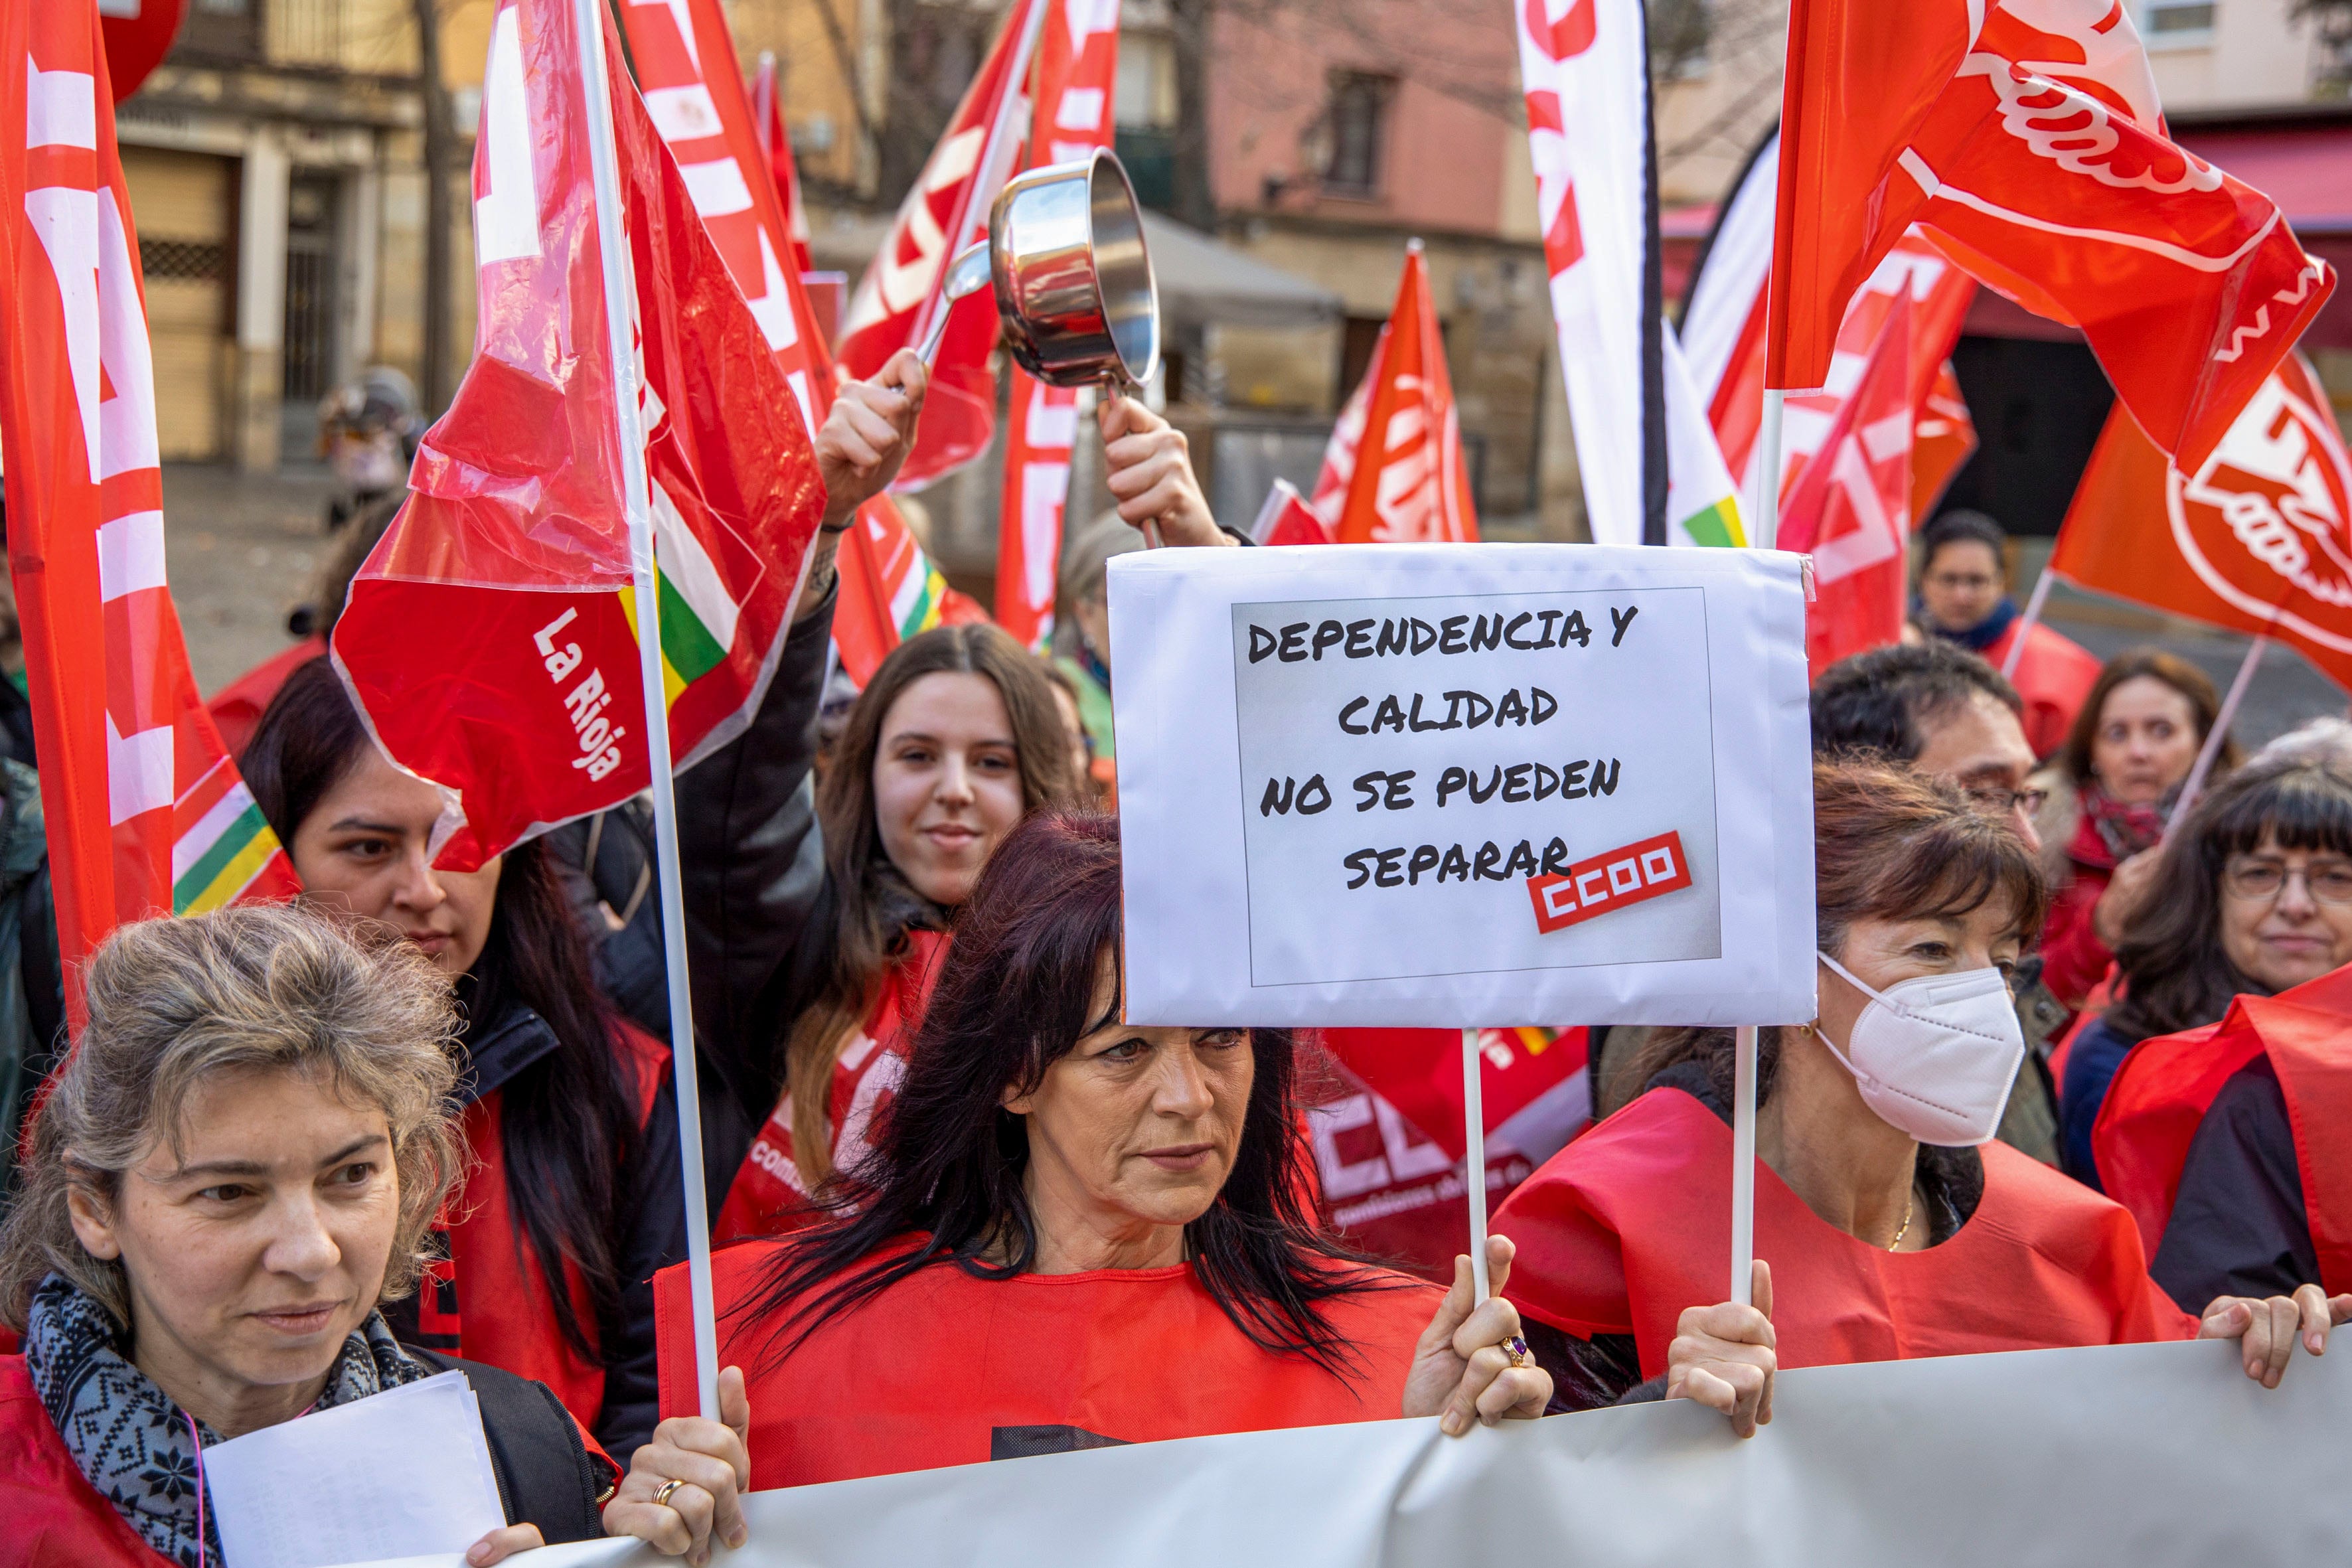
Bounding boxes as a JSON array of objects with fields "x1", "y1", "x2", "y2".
[{"x1": 2149, "y1": 1054, "x2": 2316, "y2": 1313}]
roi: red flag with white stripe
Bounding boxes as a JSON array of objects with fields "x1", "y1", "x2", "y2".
[
  {"x1": 0, "y1": 0, "x2": 297, "y2": 1026},
  {"x1": 614, "y1": 0, "x2": 957, "y2": 687},
  {"x1": 994, "y1": 0, "x2": 1119, "y2": 651},
  {"x1": 1330, "y1": 245, "x2": 1479, "y2": 545},
  {"x1": 747, "y1": 52, "x2": 812, "y2": 274},
  {"x1": 838, "y1": 0, "x2": 1048, "y2": 491}
]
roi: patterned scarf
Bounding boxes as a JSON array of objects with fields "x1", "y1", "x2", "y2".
[
  {"x1": 1916, "y1": 594, "x2": 2018, "y2": 654},
  {"x1": 21, "y1": 1273, "x2": 433, "y2": 1568},
  {"x1": 2080, "y1": 782, "x2": 2173, "y2": 869}
]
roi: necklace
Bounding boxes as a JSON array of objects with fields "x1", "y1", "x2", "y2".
[{"x1": 1888, "y1": 1195, "x2": 1916, "y2": 1251}]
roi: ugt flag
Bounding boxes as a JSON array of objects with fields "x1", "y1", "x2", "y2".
[
  {"x1": 1331, "y1": 244, "x2": 1479, "y2": 545},
  {"x1": 0, "y1": 0, "x2": 297, "y2": 1025},
  {"x1": 1770, "y1": 0, "x2": 2331, "y2": 468},
  {"x1": 333, "y1": 0, "x2": 825, "y2": 869}
]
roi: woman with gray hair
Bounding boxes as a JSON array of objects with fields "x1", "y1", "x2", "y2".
[{"x1": 0, "y1": 905, "x2": 748, "y2": 1567}]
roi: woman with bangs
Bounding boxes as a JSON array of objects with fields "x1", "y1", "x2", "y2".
[
  {"x1": 652, "y1": 813, "x2": 1548, "y2": 1487},
  {"x1": 2060, "y1": 755, "x2": 2352, "y2": 1188},
  {"x1": 1494, "y1": 760, "x2": 2338, "y2": 1437}
]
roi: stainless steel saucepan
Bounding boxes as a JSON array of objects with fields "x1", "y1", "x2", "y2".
[{"x1": 916, "y1": 149, "x2": 1160, "y2": 392}]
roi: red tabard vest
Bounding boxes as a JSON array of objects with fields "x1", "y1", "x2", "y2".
[
  {"x1": 2094, "y1": 965, "x2": 2352, "y2": 1294},
  {"x1": 414, "y1": 1022, "x2": 670, "y2": 1431},
  {"x1": 713, "y1": 930, "x2": 947, "y2": 1243},
  {"x1": 0, "y1": 1357, "x2": 175, "y2": 1568},
  {"x1": 1495, "y1": 1088, "x2": 2195, "y2": 1377},
  {"x1": 653, "y1": 1238, "x2": 1437, "y2": 1488}
]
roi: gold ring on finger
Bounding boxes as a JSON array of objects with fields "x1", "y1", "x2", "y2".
[
  {"x1": 1504, "y1": 1334, "x2": 1535, "y2": 1370},
  {"x1": 652, "y1": 1478, "x2": 684, "y2": 1511}
]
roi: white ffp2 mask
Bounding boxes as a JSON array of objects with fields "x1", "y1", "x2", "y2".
[{"x1": 1812, "y1": 952, "x2": 2024, "y2": 1147}]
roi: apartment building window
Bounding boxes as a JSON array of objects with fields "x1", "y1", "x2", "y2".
[
  {"x1": 2141, "y1": 2, "x2": 2217, "y2": 45},
  {"x1": 1322, "y1": 74, "x2": 1395, "y2": 198}
]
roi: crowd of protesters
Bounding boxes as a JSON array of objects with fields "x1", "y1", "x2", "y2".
[{"x1": 1, "y1": 356, "x2": 2349, "y2": 1564}]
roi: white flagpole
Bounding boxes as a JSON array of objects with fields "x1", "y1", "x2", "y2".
[
  {"x1": 2164, "y1": 633, "x2": 2266, "y2": 842},
  {"x1": 1751, "y1": 390, "x2": 1785, "y2": 553},
  {"x1": 1730, "y1": 1024, "x2": 1759, "y2": 1306},
  {"x1": 2001, "y1": 566, "x2": 2059, "y2": 682},
  {"x1": 574, "y1": 0, "x2": 722, "y2": 1421},
  {"x1": 1462, "y1": 1028, "x2": 1490, "y2": 1302}
]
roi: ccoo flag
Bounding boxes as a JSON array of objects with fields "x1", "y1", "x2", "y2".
[
  {"x1": 0, "y1": 0, "x2": 297, "y2": 1024},
  {"x1": 332, "y1": 0, "x2": 825, "y2": 869},
  {"x1": 1331, "y1": 244, "x2": 1479, "y2": 545}
]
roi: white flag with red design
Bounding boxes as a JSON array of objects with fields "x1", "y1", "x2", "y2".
[
  {"x1": 747, "y1": 52, "x2": 812, "y2": 274},
  {"x1": 1776, "y1": 292, "x2": 1915, "y2": 679},
  {"x1": 331, "y1": 0, "x2": 824, "y2": 869},
  {"x1": 615, "y1": 0, "x2": 966, "y2": 687},
  {"x1": 1330, "y1": 245, "x2": 1479, "y2": 545},
  {"x1": 1515, "y1": 0, "x2": 1741, "y2": 548},
  {"x1": 838, "y1": 0, "x2": 1048, "y2": 491},
  {"x1": 0, "y1": 0, "x2": 298, "y2": 1026},
  {"x1": 1684, "y1": 131, "x2": 1979, "y2": 520},
  {"x1": 996, "y1": 0, "x2": 1120, "y2": 652},
  {"x1": 1308, "y1": 331, "x2": 1381, "y2": 525}
]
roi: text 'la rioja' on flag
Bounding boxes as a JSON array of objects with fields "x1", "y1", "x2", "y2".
[
  {"x1": 333, "y1": 0, "x2": 824, "y2": 870},
  {"x1": 838, "y1": 0, "x2": 1048, "y2": 491},
  {"x1": 2053, "y1": 352, "x2": 2352, "y2": 696},
  {"x1": 1516, "y1": 0, "x2": 1741, "y2": 548},
  {"x1": 1684, "y1": 129, "x2": 1978, "y2": 517},
  {"x1": 1332, "y1": 243, "x2": 1480, "y2": 545},
  {"x1": 0, "y1": 0, "x2": 297, "y2": 1024},
  {"x1": 996, "y1": 0, "x2": 1121, "y2": 652},
  {"x1": 1770, "y1": 0, "x2": 2332, "y2": 469}
]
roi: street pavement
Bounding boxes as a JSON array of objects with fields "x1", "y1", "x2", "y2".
[{"x1": 158, "y1": 463, "x2": 2345, "y2": 755}]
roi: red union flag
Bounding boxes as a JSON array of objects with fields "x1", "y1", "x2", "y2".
[
  {"x1": 1331, "y1": 246, "x2": 1479, "y2": 544},
  {"x1": 1249, "y1": 479, "x2": 1334, "y2": 548},
  {"x1": 1527, "y1": 830, "x2": 1694, "y2": 935},
  {"x1": 747, "y1": 52, "x2": 812, "y2": 274},
  {"x1": 839, "y1": 0, "x2": 1048, "y2": 489},
  {"x1": 1308, "y1": 333, "x2": 1379, "y2": 525},
  {"x1": 2054, "y1": 353, "x2": 2352, "y2": 694},
  {"x1": 997, "y1": 0, "x2": 1120, "y2": 651},
  {"x1": 1777, "y1": 293, "x2": 1915, "y2": 680},
  {"x1": 0, "y1": 0, "x2": 297, "y2": 1024},
  {"x1": 1771, "y1": 1, "x2": 2332, "y2": 469},
  {"x1": 333, "y1": 0, "x2": 824, "y2": 869}
]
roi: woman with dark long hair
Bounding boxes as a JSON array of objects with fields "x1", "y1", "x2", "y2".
[
  {"x1": 676, "y1": 366, "x2": 1231, "y2": 1242},
  {"x1": 2031, "y1": 649, "x2": 2235, "y2": 1011},
  {"x1": 2061, "y1": 754, "x2": 2352, "y2": 1186},
  {"x1": 1495, "y1": 760, "x2": 2338, "y2": 1436},
  {"x1": 649, "y1": 812, "x2": 1545, "y2": 1484},
  {"x1": 242, "y1": 660, "x2": 684, "y2": 1459}
]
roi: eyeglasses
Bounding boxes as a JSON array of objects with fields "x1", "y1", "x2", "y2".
[
  {"x1": 1964, "y1": 786, "x2": 2049, "y2": 818},
  {"x1": 2222, "y1": 860, "x2": 2352, "y2": 905}
]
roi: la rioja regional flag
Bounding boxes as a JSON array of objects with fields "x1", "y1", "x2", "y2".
[
  {"x1": 996, "y1": 0, "x2": 1120, "y2": 651},
  {"x1": 1331, "y1": 244, "x2": 1479, "y2": 544},
  {"x1": 333, "y1": 0, "x2": 824, "y2": 868},
  {"x1": 2053, "y1": 353, "x2": 2352, "y2": 694},
  {"x1": 1776, "y1": 293, "x2": 1915, "y2": 679},
  {"x1": 1770, "y1": 0, "x2": 2331, "y2": 468},
  {"x1": 0, "y1": 0, "x2": 297, "y2": 1024},
  {"x1": 838, "y1": 0, "x2": 1048, "y2": 489}
]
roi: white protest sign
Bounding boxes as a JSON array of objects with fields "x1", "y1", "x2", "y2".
[
  {"x1": 341, "y1": 1338, "x2": 2352, "y2": 1568},
  {"x1": 1108, "y1": 544, "x2": 1815, "y2": 1026}
]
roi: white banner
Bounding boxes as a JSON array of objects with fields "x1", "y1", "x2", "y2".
[
  {"x1": 1107, "y1": 544, "x2": 1814, "y2": 1028},
  {"x1": 347, "y1": 1339, "x2": 2352, "y2": 1568}
]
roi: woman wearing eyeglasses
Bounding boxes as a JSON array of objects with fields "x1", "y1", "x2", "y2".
[{"x1": 2061, "y1": 755, "x2": 2352, "y2": 1189}]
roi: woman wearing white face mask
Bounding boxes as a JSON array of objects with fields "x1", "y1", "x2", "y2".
[{"x1": 1493, "y1": 761, "x2": 2346, "y2": 1434}]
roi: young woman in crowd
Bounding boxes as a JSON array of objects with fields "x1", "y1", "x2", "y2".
[
  {"x1": 652, "y1": 812, "x2": 1547, "y2": 1484},
  {"x1": 1492, "y1": 760, "x2": 2345, "y2": 1435},
  {"x1": 679, "y1": 355, "x2": 1228, "y2": 1237},
  {"x1": 2060, "y1": 755, "x2": 2352, "y2": 1186},
  {"x1": 242, "y1": 660, "x2": 683, "y2": 1459},
  {"x1": 2033, "y1": 650, "x2": 2234, "y2": 1012},
  {"x1": 0, "y1": 907, "x2": 744, "y2": 1567}
]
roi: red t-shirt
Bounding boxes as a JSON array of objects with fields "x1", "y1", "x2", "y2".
[{"x1": 655, "y1": 1238, "x2": 1438, "y2": 1488}]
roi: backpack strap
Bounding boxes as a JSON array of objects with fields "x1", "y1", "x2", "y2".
[{"x1": 410, "y1": 1350, "x2": 609, "y2": 1543}]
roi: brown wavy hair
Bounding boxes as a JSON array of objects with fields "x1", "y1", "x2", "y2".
[
  {"x1": 787, "y1": 623, "x2": 1080, "y2": 1187},
  {"x1": 1609, "y1": 758, "x2": 2049, "y2": 1115},
  {"x1": 2059, "y1": 647, "x2": 2236, "y2": 790}
]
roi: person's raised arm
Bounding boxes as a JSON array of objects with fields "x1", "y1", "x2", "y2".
[
  {"x1": 1401, "y1": 1235, "x2": 1553, "y2": 1434},
  {"x1": 1097, "y1": 392, "x2": 1233, "y2": 550},
  {"x1": 796, "y1": 351, "x2": 931, "y2": 623}
]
